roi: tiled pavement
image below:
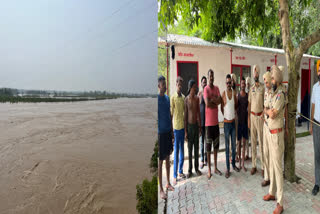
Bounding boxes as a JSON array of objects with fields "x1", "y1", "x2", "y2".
[{"x1": 158, "y1": 134, "x2": 320, "y2": 214}]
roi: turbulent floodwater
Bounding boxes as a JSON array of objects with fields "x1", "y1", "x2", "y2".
[{"x1": 0, "y1": 98, "x2": 156, "y2": 214}]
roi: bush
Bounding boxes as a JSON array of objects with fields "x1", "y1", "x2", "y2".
[
  {"x1": 136, "y1": 140, "x2": 158, "y2": 214},
  {"x1": 149, "y1": 140, "x2": 158, "y2": 175},
  {"x1": 136, "y1": 176, "x2": 158, "y2": 214}
]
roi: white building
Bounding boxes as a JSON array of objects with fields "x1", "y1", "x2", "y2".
[{"x1": 159, "y1": 34, "x2": 320, "y2": 122}]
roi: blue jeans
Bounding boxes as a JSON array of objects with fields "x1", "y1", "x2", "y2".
[
  {"x1": 173, "y1": 129, "x2": 184, "y2": 178},
  {"x1": 224, "y1": 121, "x2": 236, "y2": 171},
  {"x1": 200, "y1": 126, "x2": 207, "y2": 163}
]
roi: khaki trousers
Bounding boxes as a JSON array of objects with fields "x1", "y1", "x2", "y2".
[
  {"x1": 268, "y1": 130, "x2": 284, "y2": 206},
  {"x1": 250, "y1": 114, "x2": 264, "y2": 169},
  {"x1": 263, "y1": 123, "x2": 270, "y2": 181}
]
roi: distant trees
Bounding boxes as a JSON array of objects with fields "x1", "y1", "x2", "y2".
[
  {"x1": 0, "y1": 88, "x2": 18, "y2": 96},
  {"x1": 0, "y1": 87, "x2": 156, "y2": 100}
]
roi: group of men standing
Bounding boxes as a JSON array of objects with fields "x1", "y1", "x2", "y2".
[{"x1": 158, "y1": 65, "x2": 293, "y2": 214}]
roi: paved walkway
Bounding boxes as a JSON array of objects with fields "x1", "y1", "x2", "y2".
[{"x1": 159, "y1": 134, "x2": 320, "y2": 214}]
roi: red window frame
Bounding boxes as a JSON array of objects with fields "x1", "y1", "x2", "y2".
[{"x1": 231, "y1": 64, "x2": 251, "y2": 86}]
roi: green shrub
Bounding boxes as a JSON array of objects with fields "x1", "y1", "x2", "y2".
[
  {"x1": 149, "y1": 140, "x2": 158, "y2": 175},
  {"x1": 136, "y1": 176, "x2": 158, "y2": 214},
  {"x1": 136, "y1": 140, "x2": 158, "y2": 214}
]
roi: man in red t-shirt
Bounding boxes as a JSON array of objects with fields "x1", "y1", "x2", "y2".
[{"x1": 204, "y1": 69, "x2": 223, "y2": 179}]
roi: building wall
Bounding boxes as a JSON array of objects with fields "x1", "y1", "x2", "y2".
[{"x1": 169, "y1": 44, "x2": 316, "y2": 122}]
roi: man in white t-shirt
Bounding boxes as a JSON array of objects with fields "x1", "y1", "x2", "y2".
[{"x1": 310, "y1": 66, "x2": 320, "y2": 196}]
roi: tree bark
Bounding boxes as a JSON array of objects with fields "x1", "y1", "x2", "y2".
[{"x1": 285, "y1": 59, "x2": 300, "y2": 182}]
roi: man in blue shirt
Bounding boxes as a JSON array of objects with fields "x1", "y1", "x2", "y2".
[
  {"x1": 158, "y1": 76, "x2": 174, "y2": 199},
  {"x1": 311, "y1": 66, "x2": 320, "y2": 196}
]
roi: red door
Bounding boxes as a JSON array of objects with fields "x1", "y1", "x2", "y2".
[
  {"x1": 301, "y1": 69, "x2": 310, "y2": 120},
  {"x1": 176, "y1": 61, "x2": 199, "y2": 96}
]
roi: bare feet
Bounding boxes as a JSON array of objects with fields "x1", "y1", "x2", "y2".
[
  {"x1": 207, "y1": 169, "x2": 212, "y2": 180},
  {"x1": 173, "y1": 178, "x2": 177, "y2": 186},
  {"x1": 214, "y1": 168, "x2": 223, "y2": 176},
  {"x1": 242, "y1": 165, "x2": 247, "y2": 172},
  {"x1": 160, "y1": 189, "x2": 167, "y2": 199},
  {"x1": 166, "y1": 184, "x2": 174, "y2": 191}
]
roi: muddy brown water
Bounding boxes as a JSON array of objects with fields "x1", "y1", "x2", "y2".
[{"x1": 0, "y1": 98, "x2": 156, "y2": 214}]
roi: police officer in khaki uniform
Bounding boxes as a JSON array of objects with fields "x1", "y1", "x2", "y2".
[
  {"x1": 278, "y1": 66, "x2": 289, "y2": 136},
  {"x1": 261, "y1": 72, "x2": 272, "y2": 187},
  {"x1": 263, "y1": 65, "x2": 285, "y2": 214},
  {"x1": 248, "y1": 65, "x2": 265, "y2": 176}
]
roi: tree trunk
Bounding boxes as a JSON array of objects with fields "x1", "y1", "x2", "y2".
[{"x1": 284, "y1": 58, "x2": 300, "y2": 182}]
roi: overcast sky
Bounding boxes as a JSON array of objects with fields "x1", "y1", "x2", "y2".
[{"x1": 0, "y1": 0, "x2": 157, "y2": 94}]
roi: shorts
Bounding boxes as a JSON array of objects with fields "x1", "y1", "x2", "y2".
[
  {"x1": 158, "y1": 132, "x2": 173, "y2": 161},
  {"x1": 237, "y1": 123, "x2": 249, "y2": 140},
  {"x1": 206, "y1": 125, "x2": 220, "y2": 151}
]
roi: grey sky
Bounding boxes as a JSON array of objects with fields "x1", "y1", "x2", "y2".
[{"x1": 0, "y1": 0, "x2": 157, "y2": 94}]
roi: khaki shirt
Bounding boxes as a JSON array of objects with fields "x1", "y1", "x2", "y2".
[
  {"x1": 249, "y1": 82, "x2": 265, "y2": 113},
  {"x1": 170, "y1": 92, "x2": 185, "y2": 130},
  {"x1": 279, "y1": 84, "x2": 288, "y2": 105},
  {"x1": 264, "y1": 89, "x2": 272, "y2": 122},
  {"x1": 268, "y1": 88, "x2": 285, "y2": 130}
]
